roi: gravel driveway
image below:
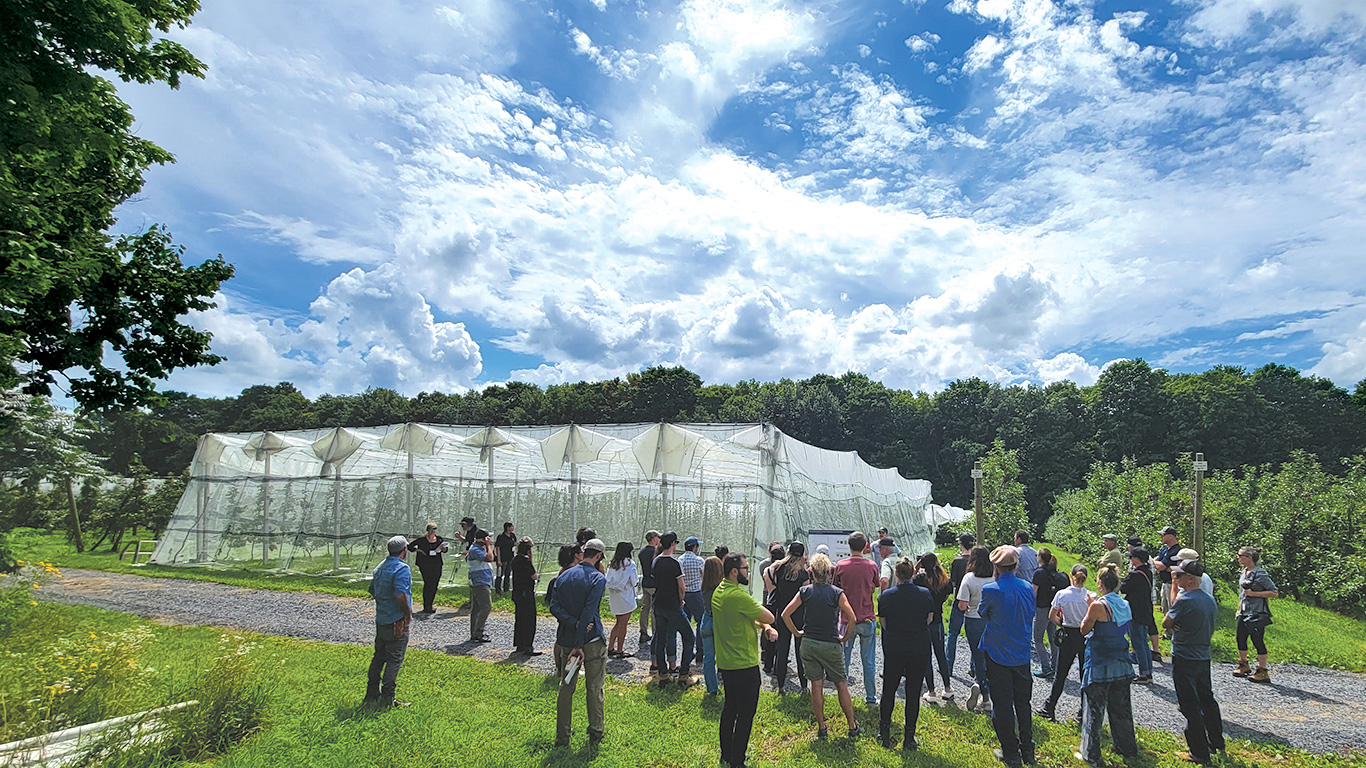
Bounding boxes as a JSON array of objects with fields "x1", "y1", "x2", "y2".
[{"x1": 40, "y1": 569, "x2": 1366, "y2": 754}]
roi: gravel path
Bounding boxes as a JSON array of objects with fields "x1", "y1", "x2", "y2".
[{"x1": 40, "y1": 569, "x2": 1366, "y2": 755}]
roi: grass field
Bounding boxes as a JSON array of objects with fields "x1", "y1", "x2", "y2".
[
  {"x1": 10, "y1": 528, "x2": 1366, "y2": 671},
  {"x1": 3, "y1": 597, "x2": 1364, "y2": 768}
]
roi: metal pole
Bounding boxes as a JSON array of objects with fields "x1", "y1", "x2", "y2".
[
  {"x1": 262, "y1": 453, "x2": 271, "y2": 566},
  {"x1": 487, "y1": 452, "x2": 496, "y2": 523},
  {"x1": 1193, "y1": 452, "x2": 1206, "y2": 556},
  {"x1": 973, "y1": 460, "x2": 985, "y2": 545},
  {"x1": 333, "y1": 466, "x2": 342, "y2": 572},
  {"x1": 406, "y1": 451, "x2": 415, "y2": 531},
  {"x1": 570, "y1": 462, "x2": 579, "y2": 534}
]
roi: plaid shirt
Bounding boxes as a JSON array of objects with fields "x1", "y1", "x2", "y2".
[{"x1": 679, "y1": 551, "x2": 705, "y2": 593}]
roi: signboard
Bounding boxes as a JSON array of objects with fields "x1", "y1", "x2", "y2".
[
  {"x1": 1192, "y1": 461, "x2": 1209, "y2": 472},
  {"x1": 808, "y1": 529, "x2": 856, "y2": 561},
  {"x1": 970, "y1": 469, "x2": 984, "y2": 479}
]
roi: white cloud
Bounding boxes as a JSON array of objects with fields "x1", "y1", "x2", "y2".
[{"x1": 1035, "y1": 352, "x2": 1102, "y2": 386}]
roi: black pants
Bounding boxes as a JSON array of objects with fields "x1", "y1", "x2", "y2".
[
  {"x1": 417, "y1": 563, "x2": 442, "y2": 612},
  {"x1": 882, "y1": 651, "x2": 931, "y2": 740},
  {"x1": 1173, "y1": 658, "x2": 1225, "y2": 762},
  {"x1": 1045, "y1": 625, "x2": 1085, "y2": 713},
  {"x1": 773, "y1": 621, "x2": 805, "y2": 689},
  {"x1": 985, "y1": 656, "x2": 1034, "y2": 764},
  {"x1": 1236, "y1": 617, "x2": 1268, "y2": 655},
  {"x1": 512, "y1": 589, "x2": 537, "y2": 650},
  {"x1": 719, "y1": 666, "x2": 761, "y2": 767}
]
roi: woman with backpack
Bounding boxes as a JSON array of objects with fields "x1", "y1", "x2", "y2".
[
  {"x1": 914, "y1": 552, "x2": 955, "y2": 703},
  {"x1": 1031, "y1": 548, "x2": 1068, "y2": 680},
  {"x1": 1233, "y1": 546, "x2": 1279, "y2": 683}
]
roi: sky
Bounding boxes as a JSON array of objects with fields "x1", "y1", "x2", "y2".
[{"x1": 110, "y1": 0, "x2": 1366, "y2": 398}]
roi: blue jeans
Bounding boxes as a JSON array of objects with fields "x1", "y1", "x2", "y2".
[
  {"x1": 1129, "y1": 620, "x2": 1152, "y2": 676},
  {"x1": 653, "y1": 606, "x2": 695, "y2": 673},
  {"x1": 946, "y1": 604, "x2": 968, "y2": 677},
  {"x1": 843, "y1": 619, "x2": 878, "y2": 703},
  {"x1": 964, "y1": 616, "x2": 989, "y2": 695},
  {"x1": 651, "y1": 615, "x2": 678, "y2": 666},
  {"x1": 699, "y1": 611, "x2": 719, "y2": 693}
]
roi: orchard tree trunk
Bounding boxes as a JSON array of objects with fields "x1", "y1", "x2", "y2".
[{"x1": 66, "y1": 476, "x2": 85, "y2": 553}]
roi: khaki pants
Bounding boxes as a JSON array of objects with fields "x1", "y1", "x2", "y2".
[
  {"x1": 639, "y1": 587, "x2": 655, "y2": 638},
  {"x1": 557, "y1": 638, "x2": 606, "y2": 742}
]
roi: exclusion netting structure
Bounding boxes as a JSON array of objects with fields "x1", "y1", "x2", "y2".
[{"x1": 153, "y1": 423, "x2": 935, "y2": 580}]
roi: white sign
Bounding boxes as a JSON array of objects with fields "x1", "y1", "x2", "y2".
[
  {"x1": 1192, "y1": 461, "x2": 1209, "y2": 472},
  {"x1": 808, "y1": 529, "x2": 856, "y2": 560},
  {"x1": 970, "y1": 469, "x2": 984, "y2": 479}
]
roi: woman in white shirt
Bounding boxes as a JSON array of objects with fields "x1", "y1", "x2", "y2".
[
  {"x1": 605, "y1": 542, "x2": 639, "y2": 658},
  {"x1": 955, "y1": 545, "x2": 994, "y2": 712},
  {"x1": 1037, "y1": 564, "x2": 1095, "y2": 721}
]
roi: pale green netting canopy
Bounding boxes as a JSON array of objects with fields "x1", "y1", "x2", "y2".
[{"x1": 152, "y1": 422, "x2": 935, "y2": 578}]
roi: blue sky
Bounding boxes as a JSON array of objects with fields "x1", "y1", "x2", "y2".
[{"x1": 110, "y1": 0, "x2": 1366, "y2": 397}]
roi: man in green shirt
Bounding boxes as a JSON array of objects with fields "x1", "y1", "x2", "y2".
[
  {"x1": 1097, "y1": 534, "x2": 1127, "y2": 572},
  {"x1": 713, "y1": 553, "x2": 777, "y2": 768}
]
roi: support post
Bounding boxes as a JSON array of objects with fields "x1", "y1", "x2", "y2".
[
  {"x1": 333, "y1": 466, "x2": 343, "y2": 572},
  {"x1": 1193, "y1": 452, "x2": 1206, "y2": 556},
  {"x1": 262, "y1": 453, "x2": 272, "y2": 566},
  {"x1": 972, "y1": 460, "x2": 984, "y2": 545}
]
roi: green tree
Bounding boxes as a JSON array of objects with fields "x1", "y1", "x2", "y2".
[
  {"x1": 626, "y1": 366, "x2": 701, "y2": 422},
  {"x1": 1, "y1": 0, "x2": 233, "y2": 409},
  {"x1": 0, "y1": 390, "x2": 106, "y2": 551},
  {"x1": 978, "y1": 440, "x2": 1029, "y2": 547}
]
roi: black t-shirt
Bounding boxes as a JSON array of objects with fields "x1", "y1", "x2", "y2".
[
  {"x1": 653, "y1": 555, "x2": 682, "y2": 610},
  {"x1": 512, "y1": 554, "x2": 536, "y2": 592},
  {"x1": 879, "y1": 582, "x2": 934, "y2": 656},
  {"x1": 407, "y1": 536, "x2": 445, "y2": 569},
  {"x1": 1122, "y1": 566, "x2": 1156, "y2": 628},
  {"x1": 798, "y1": 583, "x2": 843, "y2": 643},
  {"x1": 494, "y1": 532, "x2": 517, "y2": 562},
  {"x1": 770, "y1": 565, "x2": 810, "y2": 625},
  {"x1": 1033, "y1": 567, "x2": 1068, "y2": 609},
  {"x1": 950, "y1": 553, "x2": 969, "y2": 592},
  {"x1": 639, "y1": 544, "x2": 657, "y2": 588}
]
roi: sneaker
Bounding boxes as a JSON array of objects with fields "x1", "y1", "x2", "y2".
[
  {"x1": 1074, "y1": 751, "x2": 1102, "y2": 767},
  {"x1": 995, "y1": 748, "x2": 1024, "y2": 768},
  {"x1": 1134, "y1": 674, "x2": 1153, "y2": 684},
  {"x1": 1250, "y1": 667, "x2": 1271, "y2": 683},
  {"x1": 1034, "y1": 669, "x2": 1054, "y2": 679},
  {"x1": 966, "y1": 683, "x2": 981, "y2": 712},
  {"x1": 1035, "y1": 706, "x2": 1056, "y2": 722},
  {"x1": 1177, "y1": 750, "x2": 1213, "y2": 765},
  {"x1": 847, "y1": 725, "x2": 863, "y2": 739},
  {"x1": 905, "y1": 736, "x2": 920, "y2": 750},
  {"x1": 817, "y1": 727, "x2": 829, "y2": 740},
  {"x1": 1233, "y1": 661, "x2": 1251, "y2": 678},
  {"x1": 922, "y1": 690, "x2": 941, "y2": 705},
  {"x1": 940, "y1": 687, "x2": 955, "y2": 701}
]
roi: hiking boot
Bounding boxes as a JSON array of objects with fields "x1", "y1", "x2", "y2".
[
  {"x1": 1233, "y1": 661, "x2": 1251, "y2": 678},
  {"x1": 1250, "y1": 667, "x2": 1271, "y2": 683}
]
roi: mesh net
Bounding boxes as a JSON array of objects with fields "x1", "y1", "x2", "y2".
[{"x1": 152, "y1": 422, "x2": 934, "y2": 579}]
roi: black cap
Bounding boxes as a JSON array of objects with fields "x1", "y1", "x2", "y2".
[
  {"x1": 461, "y1": 517, "x2": 475, "y2": 525},
  {"x1": 1127, "y1": 536, "x2": 1143, "y2": 548},
  {"x1": 1131, "y1": 547, "x2": 1151, "y2": 563},
  {"x1": 659, "y1": 531, "x2": 679, "y2": 550},
  {"x1": 878, "y1": 537, "x2": 895, "y2": 548}
]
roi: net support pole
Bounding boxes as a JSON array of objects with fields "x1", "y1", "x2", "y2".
[
  {"x1": 570, "y1": 462, "x2": 579, "y2": 534},
  {"x1": 406, "y1": 451, "x2": 415, "y2": 531},
  {"x1": 262, "y1": 453, "x2": 272, "y2": 566},
  {"x1": 487, "y1": 453, "x2": 495, "y2": 523},
  {"x1": 333, "y1": 465, "x2": 343, "y2": 572}
]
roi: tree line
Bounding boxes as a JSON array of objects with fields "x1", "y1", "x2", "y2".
[{"x1": 82, "y1": 360, "x2": 1366, "y2": 529}]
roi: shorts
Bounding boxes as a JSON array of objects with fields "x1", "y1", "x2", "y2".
[{"x1": 800, "y1": 638, "x2": 846, "y2": 683}]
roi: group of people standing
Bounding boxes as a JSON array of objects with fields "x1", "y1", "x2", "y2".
[{"x1": 362, "y1": 520, "x2": 1277, "y2": 768}]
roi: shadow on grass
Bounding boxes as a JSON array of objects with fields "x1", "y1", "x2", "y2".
[{"x1": 333, "y1": 702, "x2": 384, "y2": 722}]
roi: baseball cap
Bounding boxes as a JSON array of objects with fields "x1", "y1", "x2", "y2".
[
  {"x1": 460, "y1": 517, "x2": 475, "y2": 525},
  {"x1": 990, "y1": 545, "x2": 1019, "y2": 567},
  {"x1": 1127, "y1": 536, "x2": 1143, "y2": 548},
  {"x1": 1102, "y1": 533, "x2": 1118, "y2": 541},
  {"x1": 1131, "y1": 547, "x2": 1151, "y2": 563},
  {"x1": 1172, "y1": 560, "x2": 1205, "y2": 578},
  {"x1": 1176, "y1": 548, "x2": 1200, "y2": 561},
  {"x1": 684, "y1": 536, "x2": 702, "y2": 549},
  {"x1": 583, "y1": 538, "x2": 606, "y2": 554},
  {"x1": 659, "y1": 531, "x2": 679, "y2": 549},
  {"x1": 878, "y1": 537, "x2": 895, "y2": 548},
  {"x1": 1070, "y1": 563, "x2": 1089, "y2": 577},
  {"x1": 1161, "y1": 526, "x2": 1178, "y2": 536}
]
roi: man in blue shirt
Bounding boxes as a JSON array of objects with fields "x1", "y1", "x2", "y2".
[
  {"x1": 549, "y1": 537, "x2": 608, "y2": 747},
  {"x1": 1164, "y1": 560, "x2": 1224, "y2": 765},
  {"x1": 467, "y1": 529, "x2": 494, "y2": 643},
  {"x1": 978, "y1": 545, "x2": 1037, "y2": 767},
  {"x1": 365, "y1": 535, "x2": 413, "y2": 707}
]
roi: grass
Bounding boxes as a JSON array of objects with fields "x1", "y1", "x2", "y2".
[
  {"x1": 11, "y1": 528, "x2": 1366, "y2": 671},
  {"x1": 5, "y1": 599, "x2": 1363, "y2": 768}
]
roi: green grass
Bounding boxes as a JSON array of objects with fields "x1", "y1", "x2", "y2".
[
  {"x1": 11, "y1": 528, "x2": 1366, "y2": 671},
  {"x1": 5, "y1": 600, "x2": 1364, "y2": 768}
]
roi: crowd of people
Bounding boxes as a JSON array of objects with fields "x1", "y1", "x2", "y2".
[{"x1": 362, "y1": 520, "x2": 1278, "y2": 768}]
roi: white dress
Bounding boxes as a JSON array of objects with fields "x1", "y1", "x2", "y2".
[{"x1": 606, "y1": 561, "x2": 639, "y2": 615}]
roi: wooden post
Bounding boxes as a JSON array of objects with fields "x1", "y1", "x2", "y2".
[
  {"x1": 972, "y1": 460, "x2": 984, "y2": 545},
  {"x1": 65, "y1": 476, "x2": 85, "y2": 553},
  {"x1": 1193, "y1": 452, "x2": 1207, "y2": 556}
]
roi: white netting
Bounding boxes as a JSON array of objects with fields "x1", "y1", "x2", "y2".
[{"x1": 152, "y1": 423, "x2": 934, "y2": 579}]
